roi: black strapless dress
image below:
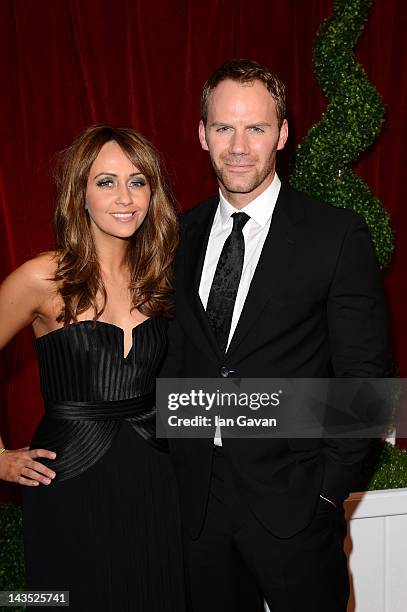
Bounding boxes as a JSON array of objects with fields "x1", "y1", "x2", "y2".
[{"x1": 22, "y1": 318, "x2": 185, "y2": 612}]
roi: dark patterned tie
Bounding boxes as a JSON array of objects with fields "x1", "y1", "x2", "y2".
[{"x1": 206, "y1": 212, "x2": 250, "y2": 353}]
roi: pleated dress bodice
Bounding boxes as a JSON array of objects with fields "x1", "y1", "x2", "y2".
[
  {"x1": 31, "y1": 317, "x2": 168, "y2": 482},
  {"x1": 35, "y1": 317, "x2": 166, "y2": 402}
]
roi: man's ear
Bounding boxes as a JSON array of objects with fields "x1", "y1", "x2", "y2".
[
  {"x1": 277, "y1": 119, "x2": 288, "y2": 151},
  {"x1": 199, "y1": 120, "x2": 209, "y2": 151}
]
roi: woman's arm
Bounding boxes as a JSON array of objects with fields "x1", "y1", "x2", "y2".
[
  {"x1": 0, "y1": 255, "x2": 54, "y2": 348},
  {"x1": 0, "y1": 255, "x2": 58, "y2": 486}
]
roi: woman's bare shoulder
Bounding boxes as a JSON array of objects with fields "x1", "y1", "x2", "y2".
[
  {"x1": 8, "y1": 251, "x2": 59, "y2": 290},
  {"x1": 0, "y1": 252, "x2": 61, "y2": 348}
]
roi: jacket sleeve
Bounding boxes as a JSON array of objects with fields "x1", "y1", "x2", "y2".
[{"x1": 321, "y1": 214, "x2": 389, "y2": 504}]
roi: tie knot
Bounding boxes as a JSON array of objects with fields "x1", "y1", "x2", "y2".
[{"x1": 231, "y1": 212, "x2": 250, "y2": 232}]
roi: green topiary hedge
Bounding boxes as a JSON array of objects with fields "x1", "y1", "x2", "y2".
[
  {"x1": 365, "y1": 441, "x2": 407, "y2": 491},
  {"x1": 0, "y1": 502, "x2": 25, "y2": 611},
  {"x1": 289, "y1": 0, "x2": 394, "y2": 267}
]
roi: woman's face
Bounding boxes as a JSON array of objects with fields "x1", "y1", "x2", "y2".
[{"x1": 85, "y1": 140, "x2": 151, "y2": 242}]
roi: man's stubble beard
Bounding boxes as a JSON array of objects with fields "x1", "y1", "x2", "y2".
[{"x1": 209, "y1": 151, "x2": 277, "y2": 195}]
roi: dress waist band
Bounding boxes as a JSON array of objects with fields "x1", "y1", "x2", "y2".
[
  {"x1": 44, "y1": 393, "x2": 155, "y2": 421},
  {"x1": 31, "y1": 392, "x2": 166, "y2": 484}
]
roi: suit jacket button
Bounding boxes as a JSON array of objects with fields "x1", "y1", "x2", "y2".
[{"x1": 220, "y1": 366, "x2": 229, "y2": 378}]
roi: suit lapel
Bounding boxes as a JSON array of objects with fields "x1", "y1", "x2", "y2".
[
  {"x1": 182, "y1": 197, "x2": 224, "y2": 362},
  {"x1": 226, "y1": 182, "x2": 304, "y2": 359}
]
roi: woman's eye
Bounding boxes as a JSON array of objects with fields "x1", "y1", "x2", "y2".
[
  {"x1": 96, "y1": 179, "x2": 114, "y2": 188},
  {"x1": 130, "y1": 179, "x2": 146, "y2": 188}
]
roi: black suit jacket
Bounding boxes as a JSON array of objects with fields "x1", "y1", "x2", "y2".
[{"x1": 161, "y1": 181, "x2": 388, "y2": 538}]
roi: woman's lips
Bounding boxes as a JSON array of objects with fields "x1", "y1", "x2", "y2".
[{"x1": 110, "y1": 212, "x2": 136, "y2": 222}]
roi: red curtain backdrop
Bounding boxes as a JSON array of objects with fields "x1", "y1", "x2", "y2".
[{"x1": 1, "y1": 0, "x2": 406, "y2": 499}]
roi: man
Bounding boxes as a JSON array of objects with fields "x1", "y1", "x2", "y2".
[{"x1": 161, "y1": 59, "x2": 388, "y2": 612}]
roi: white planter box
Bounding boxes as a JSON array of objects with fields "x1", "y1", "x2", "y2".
[{"x1": 344, "y1": 488, "x2": 407, "y2": 612}]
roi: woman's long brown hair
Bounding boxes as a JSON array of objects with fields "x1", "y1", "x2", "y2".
[{"x1": 53, "y1": 125, "x2": 178, "y2": 325}]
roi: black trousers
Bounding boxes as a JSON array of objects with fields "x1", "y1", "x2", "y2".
[{"x1": 182, "y1": 448, "x2": 349, "y2": 612}]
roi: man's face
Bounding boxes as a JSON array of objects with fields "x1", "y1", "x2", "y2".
[{"x1": 199, "y1": 79, "x2": 288, "y2": 207}]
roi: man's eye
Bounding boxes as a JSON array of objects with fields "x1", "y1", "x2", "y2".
[
  {"x1": 96, "y1": 179, "x2": 114, "y2": 188},
  {"x1": 250, "y1": 127, "x2": 264, "y2": 133},
  {"x1": 216, "y1": 126, "x2": 231, "y2": 133}
]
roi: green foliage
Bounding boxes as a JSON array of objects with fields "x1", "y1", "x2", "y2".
[
  {"x1": 0, "y1": 503, "x2": 25, "y2": 612},
  {"x1": 290, "y1": 0, "x2": 394, "y2": 267},
  {"x1": 0, "y1": 503, "x2": 25, "y2": 592},
  {"x1": 365, "y1": 441, "x2": 407, "y2": 491}
]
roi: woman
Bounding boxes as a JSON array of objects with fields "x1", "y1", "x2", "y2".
[{"x1": 0, "y1": 125, "x2": 185, "y2": 611}]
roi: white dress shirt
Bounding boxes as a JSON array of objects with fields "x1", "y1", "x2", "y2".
[{"x1": 199, "y1": 174, "x2": 281, "y2": 445}]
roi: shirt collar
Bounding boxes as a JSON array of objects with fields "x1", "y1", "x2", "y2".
[{"x1": 218, "y1": 173, "x2": 281, "y2": 228}]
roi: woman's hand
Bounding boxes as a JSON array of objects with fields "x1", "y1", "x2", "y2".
[{"x1": 0, "y1": 447, "x2": 56, "y2": 486}]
